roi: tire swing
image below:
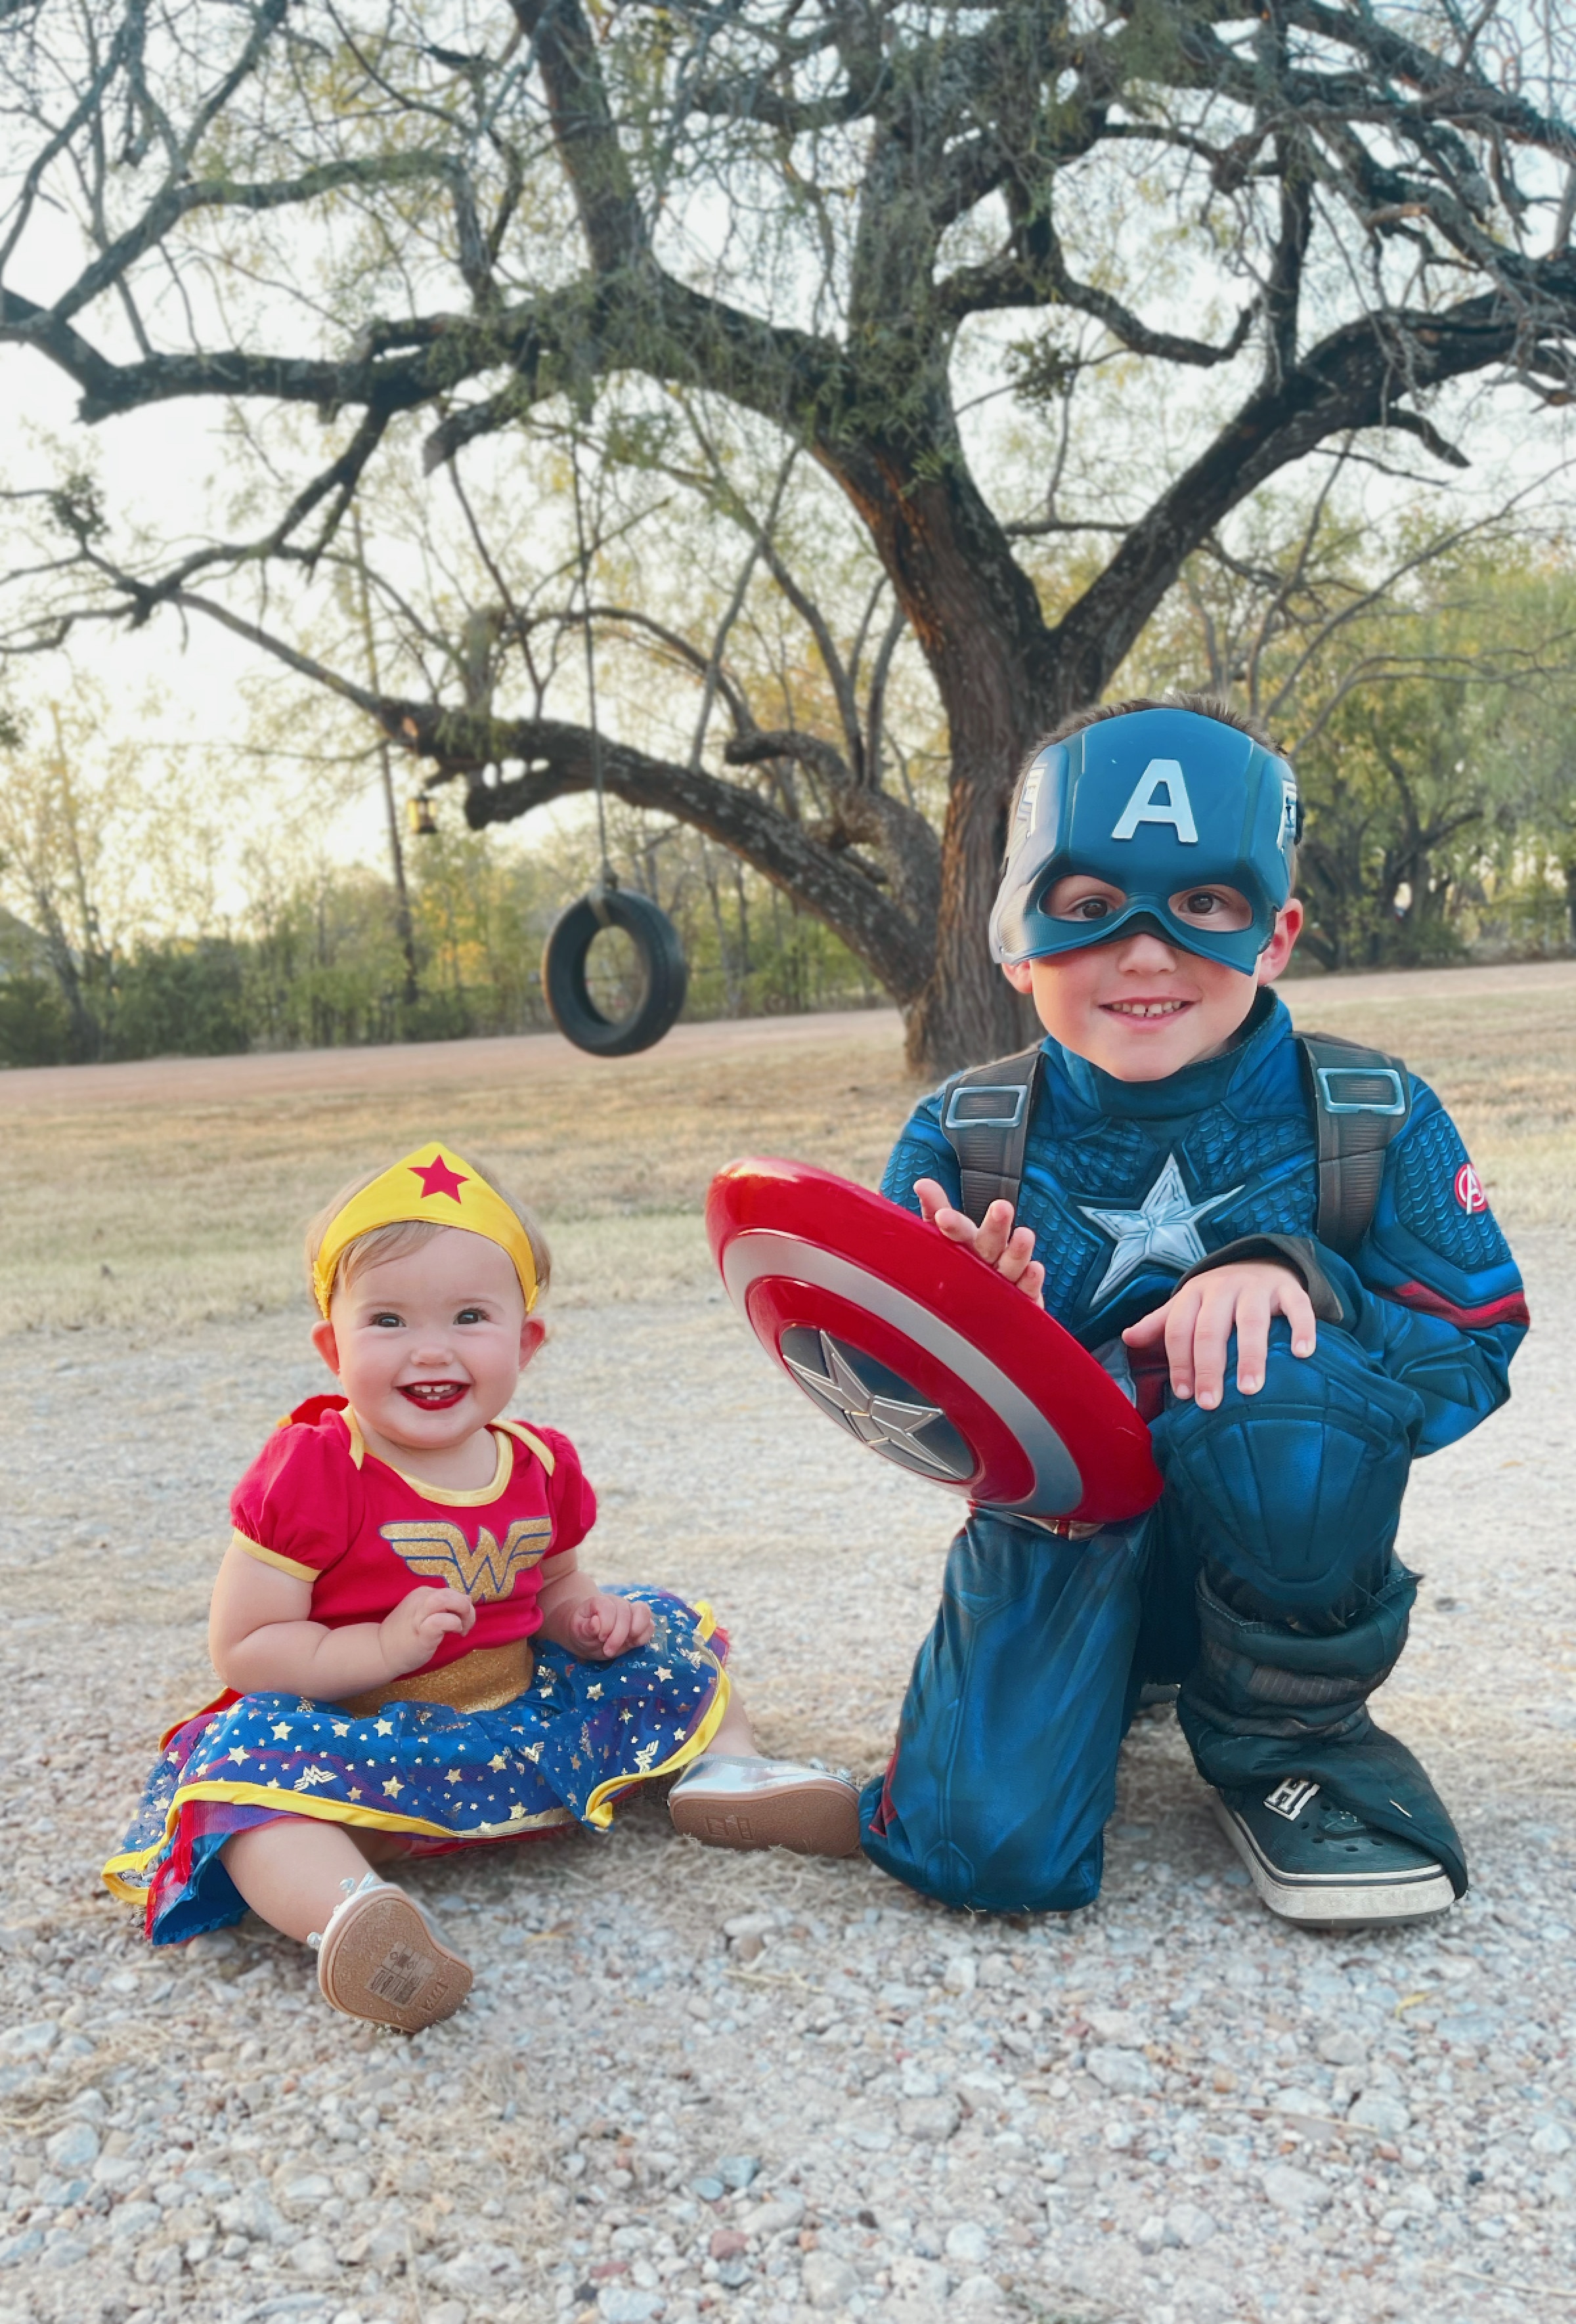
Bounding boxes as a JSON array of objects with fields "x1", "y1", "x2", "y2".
[{"x1": 540, "y1": 446, "x2": 689, "y2": 1058}]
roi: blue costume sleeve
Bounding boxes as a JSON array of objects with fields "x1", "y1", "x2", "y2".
[
  {"x1": 1309, "y1": 1077, "x2": 1527, "y2": 1455},
  {"x1": 880, "y1": 1088, "x2": 959, "y2": 1216}
]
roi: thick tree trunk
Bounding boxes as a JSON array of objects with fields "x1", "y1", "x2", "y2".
[
  {"x1": 904, "y1": 724, "x2": 1041, "y2": 1077},
  {"x1": 829, "y1": 451, "x2": 1063, "y2": 1075}
]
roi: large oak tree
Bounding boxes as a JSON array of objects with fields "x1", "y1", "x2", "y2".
[{"x1": 3, "y1": 0, "x2": 1573, "y2": 1067}]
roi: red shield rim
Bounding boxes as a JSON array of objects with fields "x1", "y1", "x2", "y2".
[{"x1": 706, "y1": 1157, "x2": 1162, "y2": 1525}]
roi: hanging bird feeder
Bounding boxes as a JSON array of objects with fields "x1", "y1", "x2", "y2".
[
  {"x1": 406, "y1": 793, "x2": 438, "y2": 838},
  {"x1": 540, "y1": 442, "x2": 689, "y2": 1058}
]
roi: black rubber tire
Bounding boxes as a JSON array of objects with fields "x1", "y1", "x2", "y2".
[{"x1": 541, "y1": 887, "x2": 689, "y2": 1057}]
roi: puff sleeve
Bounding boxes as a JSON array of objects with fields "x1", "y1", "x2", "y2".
[
  {"x1": 527, "y1": 1425, "x2": 598, "y2": 1561},
  {"x1": 229, "y1": 1415, "x2": 360, "y2": 1583}
]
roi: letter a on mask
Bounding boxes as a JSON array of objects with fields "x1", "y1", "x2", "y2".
[{"x1": 1110, "y1": 760, "x2": 1199, "y2": 844}]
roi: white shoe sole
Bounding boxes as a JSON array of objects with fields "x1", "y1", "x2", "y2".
[{"x1": 1212, "y1": 1794, "x2": 1455, "y2": 1928}]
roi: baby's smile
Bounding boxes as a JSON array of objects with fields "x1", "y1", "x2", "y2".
[
  {"x1": 398, "y1": 1381, "x2": 470, "y2": 1409},
  {"x1": 1103, "y1": 999, "x2": 1191, "y2": 1019}
]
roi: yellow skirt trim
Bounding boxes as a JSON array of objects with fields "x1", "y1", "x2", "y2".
[
  {"x1": 100, "y1": 1597, "x2": 727, "y2": 1897},
  {"x1": 100, "y1": 1783, "x2": 576, "y2": 1903},
  {"x1": 582, "y1": 1601, "x2": 728, "y2": 1830}
]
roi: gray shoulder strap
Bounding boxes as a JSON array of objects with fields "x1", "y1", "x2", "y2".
[
  {"x1": 938, "y1": 1046, "x2": 1045, "y2": 1222},
  {"x1": 1295, "y1": 1029, "x2": 1411, "y2": 1256}
]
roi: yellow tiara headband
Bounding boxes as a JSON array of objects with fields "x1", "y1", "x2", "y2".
[{"x1": 312, "y1": 1143, "x2": 538, "y2": 1318}]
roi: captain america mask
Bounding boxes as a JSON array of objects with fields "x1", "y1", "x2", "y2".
[{"x1": 990, "y1": 707, "x2": 1301, "y2": 975}]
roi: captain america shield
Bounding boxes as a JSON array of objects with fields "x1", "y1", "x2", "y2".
[{"x1": 706, "y1": 1158, "x2": 1162, "y2": 1526}]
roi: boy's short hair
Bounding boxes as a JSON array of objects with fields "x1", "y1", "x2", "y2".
[
  {"x1": 305, "y1": 1157, "x2": 552, "y2": 1309},
  {"x1": 1007, "y1": 693, "x2": 1297, "y2": 883}
]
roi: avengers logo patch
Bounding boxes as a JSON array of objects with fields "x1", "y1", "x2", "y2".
[{"x1": 1454, "y1": 1162, "x2": 1487, "y2": 1214}]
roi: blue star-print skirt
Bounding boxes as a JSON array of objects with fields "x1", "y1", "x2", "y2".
[{"x1": 104, "y1": 1589, "x2": 728, "y2": 1945}]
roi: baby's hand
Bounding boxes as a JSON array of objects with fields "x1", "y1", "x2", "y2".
[
  {"x1": 1122, "y1": 1260, "x2": 1317, "y2": 1409},
  {"x1": 379, "y1": 1583, "x2": 475, "y2": 1676},
  {"x1": 913, "y1": 1178, "x2": 1045, "y2": 1306},
  {"x1": 569, "y1": 1592, "x2": 655, "y2": 1661}
]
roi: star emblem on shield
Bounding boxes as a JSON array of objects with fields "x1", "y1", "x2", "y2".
[{"x1": 783, "y1": 1330, "x2": 969, "y2": 1478}]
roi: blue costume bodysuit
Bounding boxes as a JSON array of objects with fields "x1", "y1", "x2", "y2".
[{"x1": 860, "y1": 989, "x2": 1527, "y2": 1913}]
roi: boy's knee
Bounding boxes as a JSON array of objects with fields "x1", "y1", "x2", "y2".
[
  {"x1": 1153, "y1": 1323, "x2": 1426, "y2": 1618},
  {"x1": 860, "y1": 1513, "x2": 1147, "y2": 1915},
  {"x1": 861, "y1": 1775, "x2": 1103, "y2": 1914}
]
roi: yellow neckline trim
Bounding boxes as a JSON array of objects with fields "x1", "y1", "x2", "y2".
[{"x1": 342, "y1": 1413, "x2": 517, "y2": 1507}]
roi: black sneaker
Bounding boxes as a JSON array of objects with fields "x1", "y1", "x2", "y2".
[{"x1": 1212, "y1": 1778, "x2": 1455, "y2": 1927}]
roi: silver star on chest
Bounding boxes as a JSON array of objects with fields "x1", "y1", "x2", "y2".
[
  {"x1": 784, "y1": 1330, "x2": 966, "y2": 1477},
  {"x1": 1080, "y1": 1151, "x2": 1244, "y2": 1306}
]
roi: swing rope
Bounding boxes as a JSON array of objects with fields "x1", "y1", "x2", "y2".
[{"x1": 569, "y1": 439, "x2": 614, "y2": 890}]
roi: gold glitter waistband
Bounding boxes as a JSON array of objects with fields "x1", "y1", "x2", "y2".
[{"x1": 338, "y1": 1636, "x2": 535, "y2": 1718}]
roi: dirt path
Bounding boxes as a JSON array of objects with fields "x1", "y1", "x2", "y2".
[
  {"x1": 3, "y1": 957, "x2": 1571, "y2": 1115},
  {"x1": 0, "y1": 1008, "x2": 904, "y2": 1114}
]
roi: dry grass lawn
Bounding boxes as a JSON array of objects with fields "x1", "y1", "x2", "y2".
[{"x1": 1, "y1": 963, "x2": 1571, "y2": 1336}]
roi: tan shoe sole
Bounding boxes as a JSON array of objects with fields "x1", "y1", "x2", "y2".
[
  {"x1": 670, "y1": 1773, "x2": 862, "y2": 1859},
  {"x1": 316, "y1": 1885, "x2": 473, "y2": 2033}
]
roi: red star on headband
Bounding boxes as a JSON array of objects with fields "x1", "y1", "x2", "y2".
[{"x1": 409, "y1": 1152, "x2": 470, "y2": 1203}]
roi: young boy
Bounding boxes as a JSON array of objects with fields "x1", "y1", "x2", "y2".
[{"x1": 861, "y1": 697, "x2": 1526, "y2": 1926}]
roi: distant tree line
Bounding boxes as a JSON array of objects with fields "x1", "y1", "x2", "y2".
[
  {"x1": 3, "y1": 530, "x2": 1572, "y2": 1069},
  {"x1": 0, "y1": 813, "x2": 884, "y2": 1069}
]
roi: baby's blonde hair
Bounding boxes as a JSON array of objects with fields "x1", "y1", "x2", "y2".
[{"x1": 305, "y1": 1155, "x2": 552, "y2": 1310}]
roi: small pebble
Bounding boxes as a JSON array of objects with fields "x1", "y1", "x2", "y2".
[
  {"x1": 944, "y1": 2220, "x2": 990, "y2": 2265},
  {"x1": 1261, "y1": 2164, "x2": 1333, "y2": 2214},
  {"x1": 43, "y1": 2124, "x2": 98, "y2": 2173},
  {"x1": 1164, "y1": 2203, "x2": 1218, "y2": 2249}
]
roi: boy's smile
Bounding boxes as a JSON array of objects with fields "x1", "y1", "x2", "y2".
[{"x1": 1004, "y1": 877, "x2": 1303, "y2": 1079}]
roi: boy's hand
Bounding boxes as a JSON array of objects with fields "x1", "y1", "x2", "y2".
[
  {"x1": 913, "y1": 1178, "x2": 1045, "y2": 1306},
  {"x1": 379, "y1": 1583, "x2": 476, "y2": 1676},
  {"x1": 568, "y1": 1592, "x2": 655, "y2": 1661},
  {"x1": 1122, "y1": 1261, "x2": 1317, "y2": 1409}
]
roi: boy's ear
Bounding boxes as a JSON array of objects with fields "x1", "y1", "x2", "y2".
[
  {"x1": 310, "y1": 1317, "x2": 341, "y2": 1375},
  {"x1": 1256, "y1": 897, "x2": 1305, "y2": 986},
  {"x1": 519, "y1": 1316, "x2": 548, "y2": 1367},
  {"x1": 1002, "y1": 958, "x2": 1036, "y2": 995}
]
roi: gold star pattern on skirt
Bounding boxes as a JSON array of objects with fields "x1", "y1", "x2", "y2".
[{"x1": 103, "y1": 1589, "x2": 728, "y2": 1945}]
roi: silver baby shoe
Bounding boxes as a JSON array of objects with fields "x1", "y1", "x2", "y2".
[{"x1": 668, "y1": 1754, "x2": 862, "y2": 1858}]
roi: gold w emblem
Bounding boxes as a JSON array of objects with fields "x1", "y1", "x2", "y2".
[{"x1": 380, "y1": 1517, "x2": 553, "y2": 1603}]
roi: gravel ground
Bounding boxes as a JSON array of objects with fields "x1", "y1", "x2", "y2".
[{"x1": 1, "y1": 1225, "x2": 1573, "y2": 2324}]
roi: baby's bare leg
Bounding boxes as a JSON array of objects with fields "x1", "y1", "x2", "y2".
[
  {"x1": 708, "y1": 1682, "x2": 758, "y2": 1756},
  {"x1": 221, "y1": 1820, "x2": 411, "y2": 1944}
]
